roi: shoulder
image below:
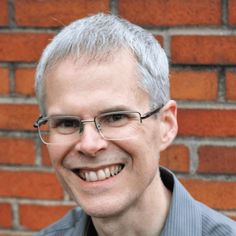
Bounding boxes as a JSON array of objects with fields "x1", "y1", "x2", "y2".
[
  {"x1": 160, "y1": 167, "x2": 236, "y2": 235},
  {"x1": 197, "y1": 202, "x2": 236, "y2": 236},
  {"x1": 35, "y1": 207, "x2": 86, "y2": 236}
]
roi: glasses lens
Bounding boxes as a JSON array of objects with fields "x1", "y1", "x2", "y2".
[
  {"x1": 38, "y1": 116, "x2": 81, "y2": 144},
  {"x1": 97, "y1": 111, "x2": 141, "y2": 140}
]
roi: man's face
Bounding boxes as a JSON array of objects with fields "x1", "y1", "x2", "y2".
[{"x1": 44, "y1": 50, "x2": 173, "y2": 218}]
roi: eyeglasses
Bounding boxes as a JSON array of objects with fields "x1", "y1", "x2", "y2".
[{"x1": 33, "y1": 105, "x2": 163, "y2": 145}]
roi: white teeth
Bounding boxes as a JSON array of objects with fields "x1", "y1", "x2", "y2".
[
  {"x1": 85, "y1": 172, "x2": 89, "y2": 181},
  {"x1": 104, "y1": 168, "x2": 110, "y2": 178},
  {"x1": 115, "y1": 166, "x2": 119, "y2": 174},
  {"x1": 97, "y1": 169, "x2": 106, "y2": 180},
  {"x1": 89, "y1": 171, "x2": 97, "y2": 181},
  {"x1": 110, "y1": 166, "x2": 115, "y2": 176},
  {"x1": 78, "y1": 165, "x2": 123, "y2": 182}
]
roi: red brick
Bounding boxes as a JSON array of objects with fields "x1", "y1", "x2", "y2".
[
  {"x1": 0, "y1": 0, "x2": 8, "y2": 26},
  {"x1": 155, "y1": 35, "x2": 163, "y2": 47},
  {"x1": 0, "y1": 137, "x2": 35, "y2": 165},
  {"x1": 171, "y1": 36, "x2": 236, "y2": 65},
  {"x1": 15, "y1": 68, "x2": 35, "y2": 96},
  {"x1": 226, "y1": 71, "x2": 236, "y2": 101},
  {"x1": 228, "y1": 0, "x2": 236, "y2": 25},
  {"x1": 20, "y1": 204, "x2": 73, "y2": 230},
  {"x1": 0, "y1": 33, "x2": 54, "y2": 62},
  {"x1": 0, "y1": 234, "x2": 26, "y2": 236},
  {"x1": 0, "y1": 170, "x2": 63, "y2": 199},
  {"x1": 170, "y1": 70, "x2": 218, "y2": 100},
  {"x1": 0, "y1": 104, "x2": 39, "y2": 130},
  {"x1": 0, "y1": 67, "x2": 9, "y2": 95},
  {"x1": 178, "y1": 109, "x2": 236, "y2": 137},
  {"x1": 119, "y1": 0, "x2": 221, "y2": 26},
  {"x1": 15, "y1": 0, "x2": 109, "y2": 27},
  {"x1": 0, "y1": 234, "x2": 29, "y2": 236},
  {"x1": 41, "y1": 144, "x2": 51, "y2": 166},
  {"x1": 160, "y1": 144, "x2": 189, "y2": 172},
  {"x1": 228, "y1": 214, "x2": 236, "y2": 221},
  {"x1": 0, "y1": 203, "x2": 12, "y2": 228},
  {"x1": 181, "y1": 179, "x2": 236, "y2": 210},
  {"x1": 198, "y1": 146, "x2": 236, "y2": 174}
]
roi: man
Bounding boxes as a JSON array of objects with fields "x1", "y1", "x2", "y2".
[{"x1": 34, "y1": 13, "x2": 236, "y2": 236}]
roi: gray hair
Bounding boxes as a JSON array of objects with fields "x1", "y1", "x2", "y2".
[{"x1": 35, "y1": 13, "x2": 170, "y2": 115}]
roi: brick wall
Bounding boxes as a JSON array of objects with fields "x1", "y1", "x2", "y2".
[{"x1": 0, "y1": 0, "x2": 235, "y2": 234}]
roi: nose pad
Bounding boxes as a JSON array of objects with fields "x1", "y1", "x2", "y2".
[{"x1": 96, "y1": 122, "x2": 102, "y2": 131}]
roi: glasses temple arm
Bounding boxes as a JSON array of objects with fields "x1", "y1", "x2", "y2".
[{"x1": 141, "y1": 104, "x2": 164, "y2": 119}]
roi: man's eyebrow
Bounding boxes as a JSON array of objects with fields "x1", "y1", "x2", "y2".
[
  {"x1": 47, "y1": 106, "x2": 134, "y2": 117},
  {"x1": 99, "y1": 106, "x2": 133, "y2": 114}
]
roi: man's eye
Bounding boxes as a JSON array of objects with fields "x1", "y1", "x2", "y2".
[
  {"x1": 104, "y1": 114, "x2": 128, "y2": 123},
  {"x1": 99, "y1": 113, "x2": 134, "y2": 127},
  {"x1": 54, "y1": 119, "x2": 78, "y2": 127},
  {"x1": 50, "y1": 118, "x2": 81, "y2": 134},
  {"x1": 109, "y1": 114, "x2": 127, "y2": 122}
]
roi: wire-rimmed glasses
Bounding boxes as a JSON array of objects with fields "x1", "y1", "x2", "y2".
[{"x1": 33, "y1": 105, "x2": 163, "y2": 145}]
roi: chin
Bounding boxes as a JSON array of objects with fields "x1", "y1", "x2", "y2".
[{"x1": 73, "y1": 194, "x2": 130, "y2": 219}]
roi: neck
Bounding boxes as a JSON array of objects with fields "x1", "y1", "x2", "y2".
[{"x1": 91, "y1": 172, "x2": 171, "y2": 236}]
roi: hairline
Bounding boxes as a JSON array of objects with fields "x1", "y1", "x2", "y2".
[{"x1": 39, "y1": 47, "x2": 153, "y2": 115}]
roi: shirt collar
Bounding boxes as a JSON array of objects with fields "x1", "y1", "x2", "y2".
[{"x1": 160, "y1": 167, "x2": 202, "y2": 236}]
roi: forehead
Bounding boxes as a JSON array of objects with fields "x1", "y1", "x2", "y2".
[{"x1": 44, "y1": 50, "x2": 150, "y2": 115}]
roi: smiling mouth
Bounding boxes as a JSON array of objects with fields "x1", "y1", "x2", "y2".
[{"x1": 72, "y1": 164, "x2": 124, "y2": 182}]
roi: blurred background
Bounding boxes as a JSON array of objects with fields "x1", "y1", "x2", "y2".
[{"x1": 0, "y1": 0, "x2": 235, "y2": 235}]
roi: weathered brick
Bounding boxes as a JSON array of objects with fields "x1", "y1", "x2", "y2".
[
  {"x1": 178, "y1": 109, "x2": 236, "y2": 137},
  {"x1": 181, "y1": 179, "x2": 236, "y2": 210},
  {"x1": 229, "y1": 215, "x2": 236, "y2": 221},
  {"x1": 0, "y1": 234, "x2": 29, "y2": 236},
  {"x1": 170, "y1": 70, "x2": 218, "y2": 100},
  {"x1": 0, "y1": 67, "x2": 9, "y2": 95},
  {"x1": 0, "y1": 104, "x2": 39, "y2": 130},
  {"x1": 119, "y1": 0, "x2": 221, "y2": 26},
  {"x1": 15, "y1": 0, "x2": 109, "y2": 27},
  {"x1": 171, "y1": 36, "x2": 236, "y2": 65},
  {"x1": 228, "y1": 0, "x2": 236, "y2": 25},
  {"x1": 0, "y1": 33, "x2": 54, "y2": 62},
  {"x1": 15, "y1": 67, "x2": 35, "y2": 96},
  {"x1": 20, "y1": 204, "x2": 73, "y2": 230},
  {"x1": 0, "y1": 1, "x2": 235, "y2": 232},
  {"x1": 0, "y1": 203, "x2": 12, "y2": 228},
  {"x1": 198, "y1": 146, "x2": 236, "y2": 174},
  {"x1": 0, "y1": 170, "x2": 63, "y2": 199},
  {"x1": 0, "y1": 0, "x2": 8, "y2": 26},
  {"x1": 0, "y1": 137, "x2": 35, "y2": 165},
  {"x1": 155, "y1": 35, "x2": 163, "y2": 47},
  {"x1": 160, "y1": 144, "x2": 189, "y2": 172},
  {"x1": 226, "y1": 71, "x2": 236, "y2": 101}
]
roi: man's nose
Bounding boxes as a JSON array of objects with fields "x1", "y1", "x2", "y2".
[{"x1": 74, "y1": 122, "x2": 108, "y2": 157}]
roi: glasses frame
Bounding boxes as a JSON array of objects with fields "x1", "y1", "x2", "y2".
[{"x1": 33, "y1": 104, "x2": 164, "y2": 144}]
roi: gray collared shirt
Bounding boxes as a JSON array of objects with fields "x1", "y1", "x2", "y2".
[{"x1": 36, "y1": 168, "x2": 236, "y2": 236}]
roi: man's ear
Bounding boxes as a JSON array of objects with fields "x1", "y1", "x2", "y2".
[{"x1": 159, "y1": 100, "x2": 178, "y2": 151}]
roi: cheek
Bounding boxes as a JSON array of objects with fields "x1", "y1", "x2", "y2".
[
  {"x1": 148, "y1": 121, "x2": 162, "y2": 151},
  {"x1": 115, "y1": 130, "x2": 160, "y2": 167},
  {"x1": 47, "y1": 145, "x2": 69, "y2": 166}
]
